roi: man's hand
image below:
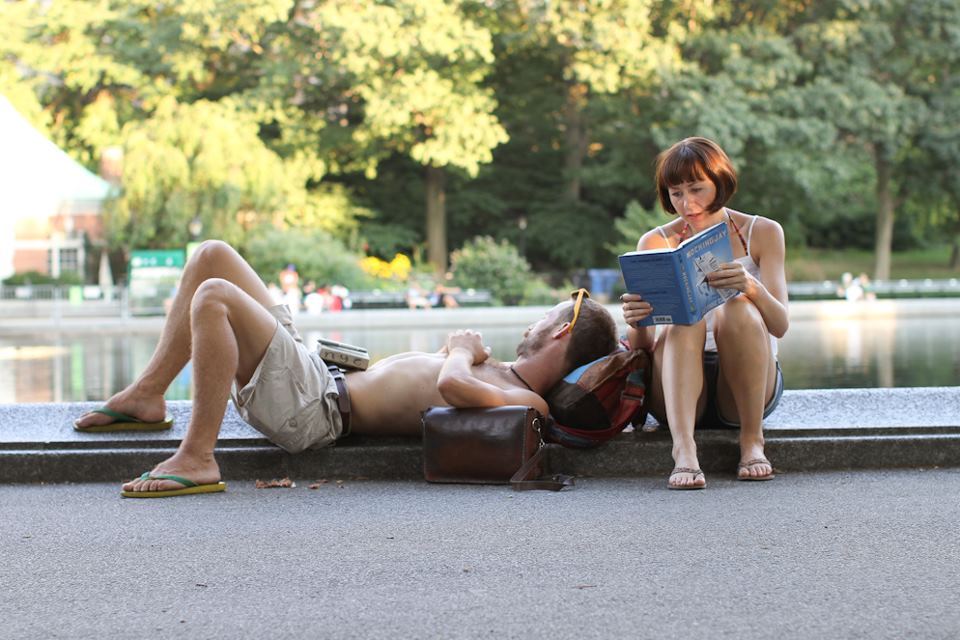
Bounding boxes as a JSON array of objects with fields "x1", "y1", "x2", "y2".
[{"x1": 444, "y1": 330, "x2": 491, "y2": 365}]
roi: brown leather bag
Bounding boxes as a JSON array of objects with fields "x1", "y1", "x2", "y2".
[{"x1": 421, "y1": 405, "x2": 573, "y2": 491}]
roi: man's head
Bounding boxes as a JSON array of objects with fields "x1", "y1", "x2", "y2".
[{"x1": 516, "y1": 290, "x2": 618, "y2": 371}]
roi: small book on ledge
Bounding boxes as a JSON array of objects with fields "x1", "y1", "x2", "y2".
[
  {"x1": 618, "y1": 221, "x2": 739, "y2": 326},
  {"x1": 316, "y1": 338, "x2": 370, "y2": 371}
]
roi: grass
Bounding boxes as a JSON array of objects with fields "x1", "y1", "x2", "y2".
[{"x1": 785, "y1": 245, "x2": 959, "y2": 282}]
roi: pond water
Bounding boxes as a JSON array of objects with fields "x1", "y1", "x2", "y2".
[{"x1": 1, "y1": 304, "x2": 958, "y2": 404}]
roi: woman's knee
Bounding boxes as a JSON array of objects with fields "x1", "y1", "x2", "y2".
[
  {"x1": 661, "y1": 322, "x2": 706, "y2": 352},
  {"x1": 715, "y1": 297, "x2": 765, "y2": 339}
]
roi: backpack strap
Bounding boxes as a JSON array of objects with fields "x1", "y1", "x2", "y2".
[{"x1": 510, "y1": 446, "x2": 574, "y2": 491}]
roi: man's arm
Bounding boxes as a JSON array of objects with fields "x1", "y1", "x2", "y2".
[{"x1": 437, "y1": 330, "x2": 549, "y2": 414}]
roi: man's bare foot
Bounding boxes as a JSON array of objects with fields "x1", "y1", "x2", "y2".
[
  {"x1": 121, "y1": 451, "x2": 221, "y2": 494},
  {"x1": 738, "y1": 441, "x2": 774, "y2": 480},
  {"x1": 74, "y1": 386, "x2": 167, "y2": 429}
]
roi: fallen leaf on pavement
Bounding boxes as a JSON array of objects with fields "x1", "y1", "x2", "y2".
[{"x1": 255, "y1": 477, "x2": 296, "y2": 489}]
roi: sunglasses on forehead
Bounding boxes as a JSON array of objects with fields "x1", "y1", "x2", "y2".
[{"x1": 567, "y1": 288, "x2": 590, "y2": 334}]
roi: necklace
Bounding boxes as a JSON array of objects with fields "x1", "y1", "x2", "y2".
[{"x1": 509, "y1": 364, "x2": 535, "y2": 391}]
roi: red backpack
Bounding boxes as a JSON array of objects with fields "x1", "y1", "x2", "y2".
[{"x1": 543, "y1": 346, "x2": 651, "y2": 449}]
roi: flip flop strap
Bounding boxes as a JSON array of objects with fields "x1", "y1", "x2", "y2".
[
  {"x1": 136, "y1": 472, "x2": 197, "y2": 488},
  {"x1": 670, "y1": 467, "x2": 703, "y2": 477},
  {"x1": 92, "y1": 407, "x2": 140, "y2": 423}
]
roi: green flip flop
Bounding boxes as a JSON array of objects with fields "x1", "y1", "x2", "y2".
[
  {"x1": 121, "y1": 472, "x2": 226, "y2": 498},
  {"x1": 74, "y1": 407, "x2": 173, "y2": 433}
]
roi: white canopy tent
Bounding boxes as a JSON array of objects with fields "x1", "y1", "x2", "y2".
[{"x1": 0, "y1": 94, "x2": 112, "y2": 280}]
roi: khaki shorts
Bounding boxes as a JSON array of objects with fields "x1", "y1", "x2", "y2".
[{"x1": 231, "y1": 305, "x2": 344, "y2": 453}]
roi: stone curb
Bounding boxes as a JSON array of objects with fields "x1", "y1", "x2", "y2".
[{"x1": 2, "y1": 386, "x2": 959, "y2": 484}]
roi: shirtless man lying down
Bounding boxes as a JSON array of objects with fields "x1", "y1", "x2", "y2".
[{"x1": 73, "y1": 241, "x2": 618, "y2": 497}]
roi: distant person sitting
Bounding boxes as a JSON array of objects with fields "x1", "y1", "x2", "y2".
[
  {"x1": 72, "y1": 240, "x2": 619, "y2": 497},
  {"x1": 406, "y1": 281, "x2": 432, "y2": 310},
  {"x1": 430, "y1": 283, "x2": 461, "y2": 309}
]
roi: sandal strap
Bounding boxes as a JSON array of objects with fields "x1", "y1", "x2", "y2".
[
  {"x1": 92, "y1": 407, "x2": 140, "y2": 423},
  {"x1": 670, "y1": 467, "x2": 703, "y2": 477},
  {"x1": 135, "y1": 472, "x2": 197, "y2": 488},
  {"x1": 738, "y1": 458, "x2": 771, "y2": 469}
]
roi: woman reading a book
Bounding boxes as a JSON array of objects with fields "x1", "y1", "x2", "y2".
[{"x1": 621, "y1": 137, "x2": 789, "y2": 489}]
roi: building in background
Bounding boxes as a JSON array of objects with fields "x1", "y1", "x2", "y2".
[{"x1": 0, "y1": 95, "x2": 114, "y2": 283}]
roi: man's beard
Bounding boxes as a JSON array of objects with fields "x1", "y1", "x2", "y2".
[{"x1": 516, "y1": 327, "x2": 551, "y2": 358}]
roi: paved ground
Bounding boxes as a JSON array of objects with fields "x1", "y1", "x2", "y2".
[{"x1": 3, "y1": 469, "x2": 959, "y2": 640}]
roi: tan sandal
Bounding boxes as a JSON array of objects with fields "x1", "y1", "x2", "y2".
[
  {"x1": 737, "y1": 458, "x2": 775, "y2": 481},
  {"x1": 668, "y1": 467, "x2": 706, "y2": 490}
]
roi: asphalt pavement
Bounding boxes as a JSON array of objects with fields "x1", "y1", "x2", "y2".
[{"x1": 2, "y1": 469, "x2": 959, "y2": 640}]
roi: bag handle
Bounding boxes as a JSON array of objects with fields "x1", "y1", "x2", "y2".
[{"x1": 510, "y1": 445, "x2": 574, "y2": 491}]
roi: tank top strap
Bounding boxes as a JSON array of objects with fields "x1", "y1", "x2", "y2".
[
  {"x1": 745, "y1": 215, "x2": 759, "y2": 254},
  {"x1": 656, "y1": 226, "x2": 670, "y2": 243}
]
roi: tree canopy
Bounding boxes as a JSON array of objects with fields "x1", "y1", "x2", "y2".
[{"x1": 2, "y1": 0, "x2": 957, "y2": 281}]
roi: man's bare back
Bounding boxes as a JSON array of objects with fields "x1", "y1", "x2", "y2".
[{"x1": 347, "y1": 353, "x2": 527, "y2": 436}]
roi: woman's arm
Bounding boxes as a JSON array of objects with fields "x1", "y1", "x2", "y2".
[{"x1": 707, "y1": 217, "x2": 789, "y2": 337}]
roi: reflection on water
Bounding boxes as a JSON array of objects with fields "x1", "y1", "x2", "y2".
[
  {"x1": 778, "y1": 315, "x2": 959, "y2": 390},
  {"x1": 1, "y1": 314, "x2": 958, "y2": 403}
]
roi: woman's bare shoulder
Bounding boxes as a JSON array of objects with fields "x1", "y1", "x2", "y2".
[
  {"x1": 752, "y1": 215, "x2": 785, "y2": 243},
  {"x1": 638, "y1": 224, "x2": 675, "y2": 250}
]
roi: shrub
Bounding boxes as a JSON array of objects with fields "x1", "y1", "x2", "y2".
[
  {"x1": 2, "y1": 270, "x2": 83, "y2": 286},
  {"x1": 450, "y1": 236, "x2": 531, "y2": 305},
  {"x1": 243, "y1": 227, "x2": 371, "y2": 290}
]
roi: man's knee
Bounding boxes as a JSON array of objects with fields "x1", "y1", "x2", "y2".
[
  {"x1": 188, "y1": 239, "x2": 237, "y2": 270},
  {"x1": 191, "y1": 278, "x2": 237, "y2": 316}
]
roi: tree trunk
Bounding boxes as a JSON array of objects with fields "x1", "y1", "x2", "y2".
[
  {"x1": 563, "y1": 82, "x2": 589, "y2": 202},
  {"x1": 950, "y1": 237, "x2": 959, "y2": 270},
  {"x1": 873, "y1": 147, "x2": 895, "y2": 281},
  {"x1": 425, "y1": 164, "x2": 447, "y2": 275}
]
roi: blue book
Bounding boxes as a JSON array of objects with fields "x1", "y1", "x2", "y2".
[{"x1": 618, "y1": 221, "x2": 739, "y2": 326}]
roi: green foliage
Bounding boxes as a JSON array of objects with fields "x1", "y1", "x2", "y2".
[
  {"x1": 608, "y1": 200, "x2": 667, "y2": 257},
  {"x1": 3, "y1": 0, "x2": 960, "y2": 283},
  {"x1": 449, "y1": 236, "x2": 532, "y2": 305},
  {"x1": 104, "y1": 98, "x2": 293, "y2": 250},
  {"x1": 521, "y1": 278, "x2": 565, "y2": 307},
  {"x1": 2, "y1": 271, "x2": 83, "y2": 286},
  {"x1": 243, "y1": 227, "x2": 370, "y2": 291}
]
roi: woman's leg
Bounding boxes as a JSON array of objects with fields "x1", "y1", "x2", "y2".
[
  {"x1": 75, "y1": 240, "x2": 276, "y2": 428},
  {"x1": 122, "y1": 278, "x2": 279, "y2": 493},
  {"x1": 713, "y1": 297, "x2": 777, "y2": 479},
  {"x1": 656, "y1": 322, "x2": 709, "y2": 488}
]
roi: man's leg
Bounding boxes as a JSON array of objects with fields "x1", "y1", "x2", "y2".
[
  {"x1": 75, "y1": 240, "x2": 276, "y2": 428},
  {"x1": 122, "y1": 278, "x2": 279, "y2": 492}
]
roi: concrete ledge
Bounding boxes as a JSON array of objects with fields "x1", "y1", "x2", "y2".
[
  {"x1": 2, "y1": 298, "x2": 959, "y2": 334},
  {"x1": 1, "y1": 387, "x2": 958, "y2": 484}
]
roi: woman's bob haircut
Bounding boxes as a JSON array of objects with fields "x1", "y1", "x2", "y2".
[{"x1": 654, "y1": 137, "x2": 738, "y2": 214}]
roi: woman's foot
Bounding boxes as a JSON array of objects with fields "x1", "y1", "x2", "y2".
[
  {"x1": 74, "y1": 385, "x2": 167, "y2": 430},
  {"x1": 669, "y1": 444, "x2": 706, "y2": 489},
  {"x1": 668, "y1": 467, "x2": 706, "y2": 490},
  {"x1": 121, "y1": 451, "x2": 221, "y2": 494},
  {"x1": 738, "y1": 441, "x2": 774, "y2": 480},
  {"x1": 737, "y1": 458, "x2": 775, "y2": 481}
]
